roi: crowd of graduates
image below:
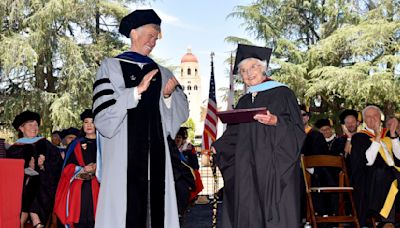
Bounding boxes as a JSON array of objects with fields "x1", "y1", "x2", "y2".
[
  {"x1": 1, "y1": 109, "x2": 203, "y2": 228},
  {"x1": 300, "y1": 104, "x2": 400, "y2": 228}
]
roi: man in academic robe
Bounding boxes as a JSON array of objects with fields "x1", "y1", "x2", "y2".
[
  {"x1": 338, "y1": 109, "x2": 361, "y2": 178},
  {"x1": 212, "y1": 44, "x2": 305, "y2": 227},
  {"x1": 314, "y1": 118, "x2": 345, "y2": 156},
  {"x1": 313, "y1": 118, "x2": 346, "y2": 215},
  {"x1": 299, "y1": 106, "x2": 330, "y2": 156},
  {"x1": 350, "y1": 105, "x2": 400, "y2": 227},
  {"x1": 298, "y1": 106, "x2": 330, "y2": 220},
  {"x1": 92, "y1": 9, "x2": 189, "y2": 228},
  {"x1": 339, "y1": 109, "x2": 361, "y2": 156}
]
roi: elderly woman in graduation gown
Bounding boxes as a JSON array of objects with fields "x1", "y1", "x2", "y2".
[
  {"x1": 212, "y1": 44, "x2": 305, "y2": 228},
  {"x1": 6, "y1": 110, "x2": 63, "y2": 228},
  {"x1": 54, "y1": 109, "x2": 100, "y2": 228}
]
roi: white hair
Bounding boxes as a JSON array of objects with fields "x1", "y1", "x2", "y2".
[
  {"x1": 362, "y1": 105, "x2": 383, "y2": 120},
  {"x1": 237, "y1": 58, "x2": 267, "y2": 77}
]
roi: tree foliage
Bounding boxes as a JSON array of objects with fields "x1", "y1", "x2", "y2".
[
  {"x1": 0, "y1": 0, "x2": 149, "y2": 138},
  {"x1": 226, "y1": 0, "x2": 400, "y2": 119}
]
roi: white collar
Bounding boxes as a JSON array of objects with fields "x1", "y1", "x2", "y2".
[{"x1": 325, "y1": 134, "x2": 336, "y2": 142}]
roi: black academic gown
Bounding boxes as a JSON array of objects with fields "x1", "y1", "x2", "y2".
[
  {"x1": 315, "y1": 136, "x2": 346, "y2": 215},
  {"x1": 301, "y1": 129, "x2": 329, "y2": 156},
  {"x1": 350, "y1": 131, "x2": 398, "y2": 225},
  {"x1": 213, "y1": 86, "x2": 305, "y2": 228},
  {"x1": 6, "y1": 138, "x2": 63, "y2": 224},
  {"x1": 300, "y1": 129, "x2": 330, "y2": 217},
  {"x1": 119, "y1": 60, "x2": 167, "y2": 228}
]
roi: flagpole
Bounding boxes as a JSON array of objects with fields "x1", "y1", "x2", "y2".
[
  {"x1": 227, "y1": 51, "x2": 234, "y2": 111},
  {"x1": 209, "y1": 52, "x2": 219, "y2": 228},
  {"x1": 201, "y1": 51, "x2": 219, "y2": 227}
]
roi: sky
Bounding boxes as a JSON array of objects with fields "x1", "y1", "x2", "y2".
[{"x1": 130, "y1": 0, "x2": 257, "y2": 110}]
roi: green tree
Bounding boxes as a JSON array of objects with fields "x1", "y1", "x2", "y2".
[
  {"x1": 0, "y1": 0, "x2": 151, "y2": 137},
  {"x1": 226, "y1": 0, "x2": 400, "y2": 119},
  {"x1": 182, "y1": 118, "x2": 196, "y2": 144}
]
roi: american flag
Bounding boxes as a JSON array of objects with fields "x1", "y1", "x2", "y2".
[{"x1": 202, "y1": 52, "x2": 218, "y2": 155}]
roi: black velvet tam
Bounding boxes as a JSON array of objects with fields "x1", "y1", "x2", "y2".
[
  {"x1": 80, "y1": 109, "x2": 93, "y2": 121},
  {"x1": 119, "y1": 9, "x2": 161, "y2": 38},
  {"x1": 12, "y1": 110, "x2": 41, "y2": 130}
]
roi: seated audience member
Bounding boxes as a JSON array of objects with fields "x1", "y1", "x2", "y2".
[
  {"x1": 51, "y1": 131, "x2": 62, "y2": 147},
  {"x1": 314, "y1": 118, "x2": 346, "y2": 156},
  {"x1": 299, "y1": 105, "x2": 330, "y2": 220},
  {"x1": 59, "y1": 127, "x2": 80, "y2": 159},
  {"x1": 300, "y1": 105, "x2": 330, "y2": 156},
  {"x1": 350, "y1": 105, "x2": 400, "y2": 227},
  {"x1": 60, "y1": 127, "x2": 80, "y2": 147},
  {"x1": 6, "y1": 110, "x2": 63, "y2": 228},
  {"x1": 339, "y1": 109, "x2": 361, "y2": 157},
  {"x1": 314, "y1": 118, "x2": 346, "y2": 215}
]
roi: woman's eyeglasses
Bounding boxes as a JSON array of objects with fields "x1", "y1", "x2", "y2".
[{"x1": 239, "y1": 64, "x2": 262, "y2": 76}]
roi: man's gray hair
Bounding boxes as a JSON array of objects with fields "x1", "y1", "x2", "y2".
[
  {"x1": 362, "y1": 105, "x2": 383, "y2": 120},
  {"x1": 237, "y1": 58, "x2": 267, "y2": 77}
]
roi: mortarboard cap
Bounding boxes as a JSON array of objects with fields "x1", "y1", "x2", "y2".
[
  {"x1": 119, "y1": 9, "x2": 161, "y2": 38},
  {"x1": 339, "y1": 109, "x2": 359, "y2": 124},
  {"x1": 80, "y1": 109, "x2": 93, "y2": 121},
  {"x1": 59, "y1": 127, "x2": 80, "y2": 140},
  {"x1": 177, "y1": 127, "x2": 189, "y2": 138},
  {"x1": 233, "y1": 44, "x2": 272, "y2": 75},
  {"x1": 314, "y1": 118, "x2": 333, "y2": 129},
  {"x1": 12, "y1": 110, "x2": 41, "y2": 130}
]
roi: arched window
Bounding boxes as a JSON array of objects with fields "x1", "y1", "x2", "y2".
[
  {"x1": 187, "y1": 68, "x2": 191, "y2": 75},
  {"x1": 181, "y1": 69, "x2": 183, "y2": 76},
  {"x1": 194, "y1": 85, "x2": 198, "y2": 90},
  {"x1": 187, "y1": 85, "x2": 192, "y2": 91},
  {"x1": 195, "y1": 69, "x2": 198, "y2": 76}
]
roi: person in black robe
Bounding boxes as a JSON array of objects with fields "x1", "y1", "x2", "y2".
[
  {"x1": 313, "y1": 118, "x2": 346, "y2": 216},
  {"x1": 350, "y1": 105, "x2": 400, "y2": 227},
  {"x1": 212, "y1": 44, "x2": 305, "y2": 227},
  {"x1": 6, "y1": 110, "x2": 63, "y2": 228},
  {"x1": 339, "y1": 109, "x2": 361, "y2": 179},
  {"x1": 174, "y1": 127, "x2": 203, "y2": 220},
  {"x1": 298, "y1": 106, "x2": 330, "y2": 221},
  {"x1": 54, "y1": 109, "x2": 100, "y2": 228},
  {"x1": 315, "y1": 118, "x2": 346, "y2": 156},
  {"x1": 299, "y1": 106, "x2": 329, "y2": 156}
]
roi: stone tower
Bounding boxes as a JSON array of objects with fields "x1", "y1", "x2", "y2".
[{"x1": 178, "y1": 48, "x2": 202, "y2": 137}]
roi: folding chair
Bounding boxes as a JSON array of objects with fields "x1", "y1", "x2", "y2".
[{"x1": 301, "y1": 154, "x2": 360, "y2": 228}]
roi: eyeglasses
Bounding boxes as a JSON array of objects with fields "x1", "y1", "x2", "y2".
[
  {"x1": 239, "y1": 64, "x2": 262, "y2": 75},
  {"x1": 301, "y1": 113, "x2": 308, "y2": 116}
]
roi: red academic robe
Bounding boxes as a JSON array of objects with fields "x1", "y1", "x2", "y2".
[{"x1": 54, "y1": 141, "x2": 99, "y2": 225}]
